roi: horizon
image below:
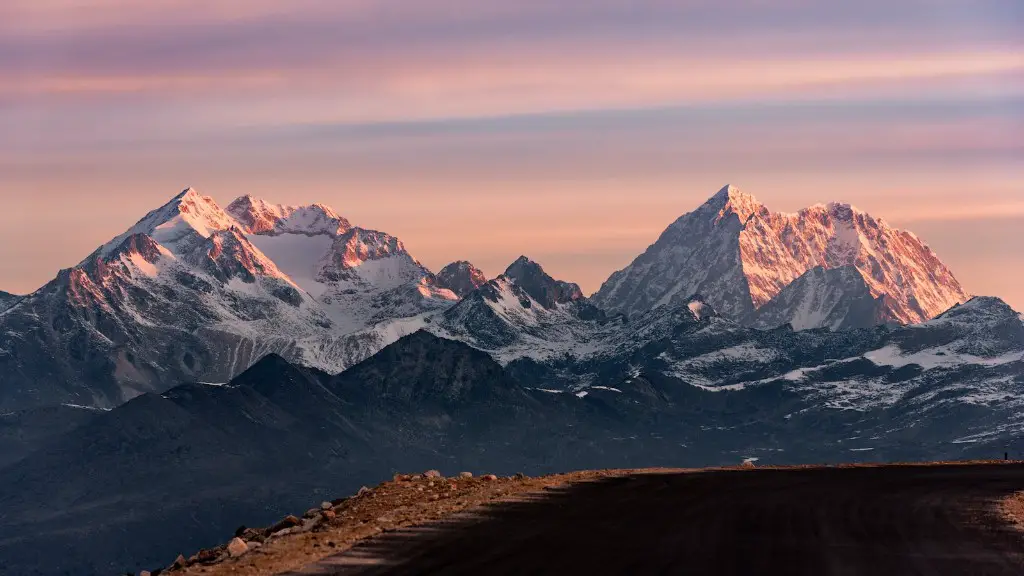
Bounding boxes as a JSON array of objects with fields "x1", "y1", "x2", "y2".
[{"x1": 1, "y1": 0, "x2": 1021, "y2": 308}]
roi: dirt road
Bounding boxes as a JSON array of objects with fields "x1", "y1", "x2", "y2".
[{"x1": 286, "y1": 464, "x2": 1024, "y2": 575}]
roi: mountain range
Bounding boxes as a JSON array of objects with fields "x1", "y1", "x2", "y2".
[
  {"x1": 1, "y1": 183, "x2": 1019, "y2": 575},
  {"x1": 0, "y1": 184, "x2": 972, "y2": 412}
]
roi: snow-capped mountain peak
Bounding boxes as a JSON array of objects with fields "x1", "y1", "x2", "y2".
[
  {"x1": 90, "y1": 187, "x2": 241, "y2": 261},
  {"x1": 594, "y1": 184, "x2": 968, "y2": 327},
  {"x1": 705, "y1": 184, "x2": 766, "y2": 225}
]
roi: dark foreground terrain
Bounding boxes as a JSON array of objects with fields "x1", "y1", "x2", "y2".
[{"x1": 292, "y1": 464, "x2": 1024, "y2": 576}]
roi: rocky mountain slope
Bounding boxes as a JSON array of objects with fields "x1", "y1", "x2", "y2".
[
  {"x1": 436, "y1": 256, "x2": 608, "y2": 361},
  {"x1": 0, "y1": 291, "x2": 20, "y2": 313},
  {"x1": 593, "y1": 185, "x2": 967, "y2": 326},
  {"x1": 2, "y1": 296, "x2": 1021, "y2": 575}
]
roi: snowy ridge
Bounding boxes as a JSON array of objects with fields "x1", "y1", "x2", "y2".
[{"x1": 226, "y1": 195, "x2": 351, "y2": 236}]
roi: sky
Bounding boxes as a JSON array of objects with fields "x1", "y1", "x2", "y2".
[{"x1": 1, "y1": 0, "x2": 1022, "y2": 308}]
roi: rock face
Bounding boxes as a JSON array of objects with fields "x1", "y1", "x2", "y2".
[
  {"x1": 435, "y1": 261, "x2": 487, "y2": 298},
  {"x1": 745, "y1": 266, "x2": 891, "y2": 330},
  {"x1": 593, "y1": 185, "x2": 967, "y2": 326}
]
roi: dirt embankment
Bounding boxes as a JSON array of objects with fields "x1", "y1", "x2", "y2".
[
  {"x1": 156, "y1": 461, "x2": 1024, "y2": 576},
  {"x1": 163, "y1": 468, "x2": 681, "y2": 576}
]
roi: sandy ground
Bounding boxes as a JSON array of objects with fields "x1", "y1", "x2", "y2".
[{"x1": 167, "y1": 462, "x2": 1024, "y2": 576}]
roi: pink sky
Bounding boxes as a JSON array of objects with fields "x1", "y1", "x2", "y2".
[{"x1": 1, "y1": 0, "x2": 1021, "y2": 308}]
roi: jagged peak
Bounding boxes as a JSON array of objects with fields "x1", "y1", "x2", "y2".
[
  {"x1": 226, "y1": 195, "x2": 349, "y2": 236},
  {"x1": 436, "y1": 260, "x2": 487, "y2": 297},
  {"x1": 710, "y1": 184, "x2": 758, "y2": 204},
  {"x1": 174, "y1": 186, "x2": 200, "y2": 200},
  {"x1": 702, "y1": 184, "x2": 764, "y2": 224},
  {"x1": 504, "y1": 255, "x2": 539, "y2": 274},
  {"x1": 440, "y1": 260, "x2": 481, "y2": 273},
  {"x1": 335, "y1": 227, "x2": 408, "y2": 254},
  {"x1": 87, "y1": 187, "x2": 239, "y2": 264},
  {"x1": 503, "y1": 256, "x2": 583, "y2": 308},
  {"x1": 800, "y1": 201, "x2": 875, "y2": 223}
]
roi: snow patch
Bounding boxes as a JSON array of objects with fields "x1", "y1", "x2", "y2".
[{"x1": 864, "y1": 345, "x2": 1024, "y2": 370}]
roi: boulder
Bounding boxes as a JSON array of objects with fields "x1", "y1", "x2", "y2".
[
  {"x1": 227, "y1": 537, "x2": 249, "y2": 558},
  {"x1": 423, "y1": 469, "x2": 442, "y2": 479},
  {"x1": 239, "y1": 527, "x2": 265, "y2": 543},
  {"x1": 195, "y1": 548, "x2": 221, "y2": 564},
  {"x1": 266, "y1": 515, "x2": 301, "y2": 536},
  {"x1": 459, "y1": 471, "x2": 473, "y2": 479},
  {"x1": 482, "y1": 474, "x2": 498, "y2": 481},
  {"x1": 320, "y1": 501, "x2": 333, "y2": 510}
]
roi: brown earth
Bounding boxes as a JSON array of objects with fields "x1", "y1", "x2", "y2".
[
  {"x1": 168, "y1": 462, "x2": 1024, "y2": 576},
  {"x1": 1004, "y1": 491, "x2": 1024, "y2": 528},
  {"x1": 169, "y1": 468, "x2": 659, "y2": 576}
]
